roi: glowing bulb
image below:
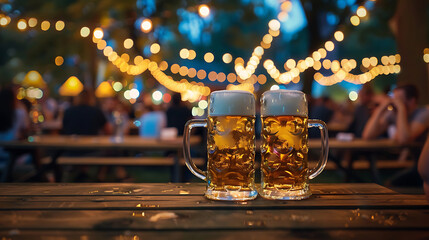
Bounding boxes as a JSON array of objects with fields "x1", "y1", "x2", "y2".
[
  {"x1": 124, "y1": 38, "x2": 134, "y2": 49},
  {"x1": 80, "y1": 27, "x2": 90, "y2": 37},
  {"x1": 113, "y1": 82, "x2": 123, "y2": 92},
  {"x1": 423, "y1": 54, "x2": 429, "y2": 63},
  {"x1": 17, "y1": 19, "x2": 27, "y2": 30},
  {"x1": 325, "y1": 41, "x2": 335, "y2": 52},
  {"x1": 334, "y1": 31, "x2": 344, "y2": 42},
  {"x1": 55, "y1": 56, "x2": 64, "y2": 66},
  {"x1": 350, "y1": 16, "x2": 360, "y2": 26},
  {"x1": 141, "y1": 19, "x2": 152, "y2": 33},
  {"x1": 198, "y1": 4, "x2": 210, "y2": 18},
  {"x1": 204, "y1": 52, "x2": 214, "y2": 63},
  {"x1": 356, "y1": 6, "x2": 367, "y2": 18},
  {"x1": 130, "y1": 89, "x2": 140, "y2": 99},
  {"x1": 180, "y1": 48, "x2": 189, "y2": 59},
  {"x1": 349, "y1": 91, "x2": 358, "y2": 101},
  {"x1": 93, "y1": 28, "x2": 104, "y2": 39},
  {"x1": 285, "y1": 59, "x2": 296, "y2": 69},
  {"x1": 28, "y1": 18, "x2": 37, "y2": 27},
  {"x1": 152, "y1": 90, "x2": 163, "y2": 101},
  {"x1": 198, "y1": 100, "x2": 208, "y2": 109},
  {"x1": 150, "y1": 43, "x2": 160, "y2": 54},
  {"x1": 268, "y1": 19, "x2": 281, "y2": 31},
  {"x1": 188, "y1": 50, "x2": 196, "y2": 60},
  {"x1": 222, "y1": 53, "x2": 232, "y2": 64},
  {"x1": 55, "y1": 21, "x2": 65, "y2": 31},
  {"x1": 41, "y1": 21, "x2": 50, "y2": 31}
]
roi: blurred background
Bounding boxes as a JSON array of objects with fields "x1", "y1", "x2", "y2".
[{"x1": 0, "y1": 0, "x2": 428, "y2": 188}]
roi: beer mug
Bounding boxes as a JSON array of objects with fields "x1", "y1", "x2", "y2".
[
  {"x1": 184, "y1": 90, "x2": 257, "y2": 201},
  {"x1": 260, "y1": 90, "x2": 329, "y2": 200}
]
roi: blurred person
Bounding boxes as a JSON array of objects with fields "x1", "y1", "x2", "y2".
[
  {"x1": 98, "y1": 97, "x2": 131, "y2": 182},
  {"x1": 166, "y1": 93, "x2": 192, "y2": 136},
  {"x1": 139, "y1": 103, "x2": 166, "y2": 138},
  {"x1": 309, "y1": 96, "x2": 335, "y2": 124},
  {"x1": 62, "y1": 89, "x2": 110, "y2": 135},
  {"x1": 418, "y1": 134, "x2": 429, "y2": 201},
  {"x1": 61, "y1": 90, "x2": 110, "y2": 182},
  {"x1": 101, "y1": 97, "x2": 130, "y2": 137},
  {"x1": 362, "y1": 84, "x2": 429, "y2": 143},
  {"x1": 309, "y1": 96, "x2": 335, "y2": 138},
  {"x1": 363, "y1": 84, "x2": 429, "y2": 187},
  {"x1": 0, "y1": 87, "x2": 30, "y2": 181},
  {"x1": 348, "y1": 83, "x2": 375, "y2": 138},
  {"x1": 0, "y1": 87, "x2": 29, "y2": 141}
]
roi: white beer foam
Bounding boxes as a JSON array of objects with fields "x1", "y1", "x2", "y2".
[
  {"x1": 209, "y1": 90, "x2": 255, "y2": 116},
  {"x1": 261, "y1": 90, "x2": 308, "y2": 117}
]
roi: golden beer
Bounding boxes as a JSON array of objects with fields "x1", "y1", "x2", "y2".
[
  {"x1": 184, "y1": 90, "x2": 257, "y2": 201},
  {"x1": 261, "y1": 115, "x2": 309, "y2": 194},
  {"x1": 207, "y1": 116, "x2": 255, "y2": 192},
  {"x1": 260, "y1": 90, "x2": 328, "y2": 200}
]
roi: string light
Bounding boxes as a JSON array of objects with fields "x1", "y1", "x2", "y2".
[
  {"x1": 124, "y1": 38, "x2": 134, "y2": 49},
  {"x1": 0, "y1": 0, "x2": 409, "y2": 100},
  {"x1": 198, "y1": 4, "x2": 210, "y2": 18},
  {"x1": 41, "y1": 20, "x2": 50, "y2": 31},
  {"x1": 80, "y1": 27, "x2": 90, "y2": 37},
  {"x1": 28, "y1": 18, "x2": 37, "y2": 27},
  {"x1": 17, "y1": 19, "x2": 27, "y2": 30},
  {"x1": 141, "y1": 19, "x2": 152, "y2": 33},
  {"x1": 55, "y1": 20, "x2": 65, "y2": 31},
  {"x1": 55, "y1": 56, "x2": 64, "y2": 66}
]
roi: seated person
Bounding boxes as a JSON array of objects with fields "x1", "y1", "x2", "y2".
[
  {"x1": 166, "y1": 93, "x2": 192, "y2": 136},
  {"x1": 139, "y1": 105, "x2": 166, "y2": 138},
  {"x1": 363, "y1": 84, "x2": 429, "y2": 143},
  {"x1": 363, "y1": 84, "x2": 429, "y2": 186},
  {"x1": 62, "y1": 90, "x2": 109, "y2": 135}
]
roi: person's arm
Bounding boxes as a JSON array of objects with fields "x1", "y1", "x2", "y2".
[
  {"x1": 362, "y1": 99, "x2": 391, "y2": 140},
  {"x1": 390, "y1": 98, "x2": 410, "y2": 144},
  {"x1": 418, "y1": 135, "x2": 429, "y2": 202}
]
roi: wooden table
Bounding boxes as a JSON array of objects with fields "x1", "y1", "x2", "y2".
[
  {"x1": 308, "y1": 138, "x2": 423, "y2": 184},
  {"x1": 0, "y1": 137, "x2": 421, "y2": 183},
  {"x1": 0, "y1": 183, "x2": 427, "y2": 239},
  {"x1": 0, "y1": 136, "x2": 201, "y2": 182}
]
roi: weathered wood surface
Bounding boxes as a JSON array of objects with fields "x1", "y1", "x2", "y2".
[
  {"x1": 0, "y1": 194, "x2": 426, "y2": 210},
  {"x1": 1, "y1": 230, "x2": 429, "y2": 240},
  {"x1": 0, "y1": 183, "x2": 396, "y2": 196},
  {"x1": 0, "y1": 209, "x2": 426, "y2": 230},
  {"x1": 0, "y1": 137, "x2": 421, "y2": 152},
  {"x1": 0, "y1": 183, "x2": 427, "y2": 240},
  {"x1": 0, "y1": 135, "x2": 201, "y2": 151}
]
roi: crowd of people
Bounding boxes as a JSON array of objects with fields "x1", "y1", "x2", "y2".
[{"x1": 0, "y1": 83, "x2": 429, "y2": 194}]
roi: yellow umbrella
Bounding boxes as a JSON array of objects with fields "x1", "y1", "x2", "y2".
[
  {"x1": 22, "y1": 71, "x2": 46, "y2": 88},
  {"x1": 95, "y1": 81, "x2": 115, "y2": 98},
  {"x1": 59, "y1": 76, "x2": 84, "y2": 96}
]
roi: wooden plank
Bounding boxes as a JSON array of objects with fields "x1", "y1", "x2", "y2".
[
  {"x1": 0, "y1": 135, "x2": 201, "y2": 151},
  {"x1": 41, "y1": 157, "x2": 205, "y2": 166},
  {"x1": 0, "y1": 230, "x2": 428, "y2": 240},
  {"x1": 0, "y1": 209, "x2": 427, "y2": 230},
  {"x1": 0, "y1": 194, "x2": 427, "y2": 210},
  {"x1": 0, "y1": 183, "x2": 396, "y2": 196},
  {"x1": 324, "y1": 160, "x2": 415, "y2": 170}
]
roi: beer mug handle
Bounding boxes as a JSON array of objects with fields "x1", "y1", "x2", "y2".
[
  {"x1": 183, "y1": 119, "x2": 207, "y2": 181},
  {"x1": 308, "y1": 119, "x2": 329, "y2": 179}
]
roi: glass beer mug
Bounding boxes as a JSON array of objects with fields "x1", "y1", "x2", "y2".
[
  {"x1": 260, "y1": 90, "x2": 329, "y2": 200},
  {"x1": 184, "y1": 90, "x2": 257, "y2": 201}
]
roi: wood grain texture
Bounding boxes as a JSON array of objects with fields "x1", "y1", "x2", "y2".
[
  {"x1": 1, "y1": 230, "x2": 429, "y2": 240},
  {"x1": 0, "y1": 183, "x2": 396, "y2": 196},
  {"x1": 0, "y1": 183, "x2": 426, "y2": 239},
  {"x1": 0, "y1": 209, "x2": 427, "y2": 230}
]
